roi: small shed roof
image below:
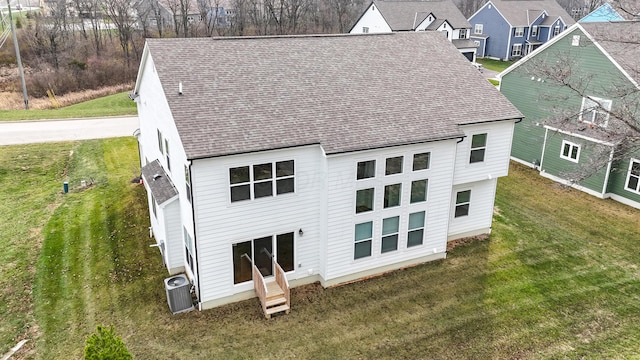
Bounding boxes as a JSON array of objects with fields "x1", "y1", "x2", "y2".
[
  {"x1": 141, "y1": 160, "x2": 178, "y2": 205},
  {"x1": 141, "y1": 32, "x2": 522, "y2": 160}
]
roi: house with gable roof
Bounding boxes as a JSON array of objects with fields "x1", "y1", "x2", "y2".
[
  {"x1": 468, "y1": 0, "x2": 575, "y2": 60},
  {"x1": 500, "y1": 21, "x2": 640, "y2": 209},
  {"x1": 349, "y1": 0, "x2": 478, "y2": 61},
  {"x1": 131, "y1": 32, "x2": 522, "y2": 316}
]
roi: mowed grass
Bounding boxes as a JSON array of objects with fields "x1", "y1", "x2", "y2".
[
  {"x1": 478, "y1": 58, "x2": 516, "y2": 73},
  {"x1": 0, "y1": 92, "x2": 137, "y2": 121},
  {"x1": 1, "y1": 138, "x2": 640, "y2": 358}
]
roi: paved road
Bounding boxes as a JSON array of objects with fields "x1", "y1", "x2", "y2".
[{"x1": 0, "y1": 116, "x2": 139, "y2": 146}]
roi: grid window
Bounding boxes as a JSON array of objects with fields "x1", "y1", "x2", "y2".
[
  {"x1": 384, "y1": 184, "x2": 401, "y2": 208},
  {"x1": 512, "y1": 43, "x2": 522, "y2": 57},
  {"x1": 381, "y1": 216, "x2": 399, "y2": 253},
  {"x1": 354, "y1": 222, "x2": 373, "y2": 259},
  {"x1": 407, "y1": 211, "x2": 425, "y2": 247},
  {"x1": 625, "y1": 159, "x2": 640, "y2": 194},
  {"x1": 410, "y1": 179, "x2": 428, "y2": 203},
  {"x1": 229, "y1": 160, "x2": 295, "y2": 202},
  {"x1": 514, "y1": 27, "x2": 524, "y2": 37},
  {"x1": 455, "y1": 190, "x2": 471, "y2": 218},
  {"x1": 356, "y1": 188, "x2": 375, "y2": 213},
  {"x1": 580, "y1": 96, "x2": 612, "y2": 127},
  {"x1": 357, "y1": 160, "x2": 376, "y2": 180},
  {"x1": 474, "y1": 23, "x2": 483, "y2": 34},
  {"x1": 560, "y1": 140, "x2": 580, "y2": 163},
  {"x1": 413, "y1": 152, "x2": 430, "y2": 171},
  {"x1": 470, "y1": 133, "x2": 487, "y2": 163},
  {"x1": 385, "y1": 156, "x2": 403, "y2": 175}
]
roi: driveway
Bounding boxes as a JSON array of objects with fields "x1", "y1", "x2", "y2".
[{"x1": 0, "y1": 116, "x2": 139, "y2": 146}]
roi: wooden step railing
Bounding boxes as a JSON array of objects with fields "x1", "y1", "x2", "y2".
[
  {"x1": 274, "y1": 261, "x2": 290, "y2": 311},
  {"x1": 252, "y1": 263, "x2": 269, "y2": 316}
]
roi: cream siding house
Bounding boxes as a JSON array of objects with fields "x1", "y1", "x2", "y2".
[{"x1": 132, "y1": 32, "x2": 522, "y2": 313}]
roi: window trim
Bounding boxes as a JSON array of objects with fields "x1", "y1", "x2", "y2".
[
  {"x1": 624, "y1": 158, "x2": 640, "y2": 194},
  {"x1": 412, "y1": 152, "x2": 430, "y2": 171},
  {"x1": 514, "y1": 27, "x2": 524, "y2": 37},
  {"x1": 469, "y1": 133, "x2": 488, "y2": 164},
  {"x1": 511, "y1": 43, "x2": 522, "y2": 57},
  {"x1": 454, "y1": 190, "x2": 471, "y2": 218},
  {"x1": 459, "y1": 28, "x2": 467, "y2": 39},
  {"x1": 560, "y1": 140, "x2": 580, "y2": 163},
  {"x1": 474, "y1": 23, "x2": 483, "y2": 34},
  {"x1": 579, "y1": 96, "x2": 612, "y2": 127},
  {"x1": 553, "y1": 25, "x2": 560, "y2": 36},
  {"x1": 531, "y1": 25, "x2": 538, "y2": 37},
  {"x1": 354, "y1": 221, "x2": 373, "y2": 260},
  {"x1": 229, "y1": 160, "x2": 295, "y2": 203},
  {"x1": 381, "y1": 216, "x2": 399, "y2": 254},
  {"x1": 407, "y1": 211, "x2": 425, "y2": 247}
]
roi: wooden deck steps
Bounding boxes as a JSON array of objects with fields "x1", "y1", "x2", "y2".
[
  {"x1": 253, "y1": 260, "x2": 291, "y2": 319},
  {"x1": 264, "y1": 280, "x2": 289, "y2": 318}
]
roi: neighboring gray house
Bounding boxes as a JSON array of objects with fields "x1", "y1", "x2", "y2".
[
  {"x1": 131, "y1": 32, "x2": 522, "y2": 316},
  {"x1": 350, "y1": 0, "x2": 478, "y2": 61}
]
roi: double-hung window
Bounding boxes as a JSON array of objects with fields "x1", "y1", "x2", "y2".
[
  {"x1": 470, "y1": 133, "x2": 487, "y2": 163},
  {"x1": 354, "y1": 222, "x2": 373, "y2": 259},
  {"x1": 512, "y1": 43, "x2": 522, "y2": 57},
  {"x1": 625, "y1": 159, "x2": 640, "y2": 194},
  {"x1": 474, "y1": 23, "x2": 483, "y2": 34},
  {"x1": 531, "y1": 25, "x2": 538, "y2": 37},
  {"x1": 553, "y1": 26, "x2": 560, "y2": 36},
  {"x1": 580, "y1": 96, "x2": 612, "y2": 127},
  {"x1": 455, "y1": 190, "x2": 471, "y2": 218},
  {"x1": 184, "y1": 227, "x2": 195, "y2": 274},
  {"x1": 157, "y1": 129, "x2": 163, "y2": 154},
  {"x1": 381, "y1": 216, "x2": 399, "y2": 253},
  {"x1": 407, "y1": 211, "x2": 425, "y2": 247},
  {"x1": 165, "y1": 139, "x2": 171, "y2": 171},
  {"x1": 459, "y1": 29, "x2": 467, "y2": 39},
  {"x1": 514, "y1": 27, "x2": 524, "y2": 37},
  {"x1": 560, "y1": 140, "x2": 580, "y2": 163}
]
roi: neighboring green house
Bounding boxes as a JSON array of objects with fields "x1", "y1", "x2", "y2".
[{"x1": 499, "y1": 21, "x2": 640, "y2": 209}]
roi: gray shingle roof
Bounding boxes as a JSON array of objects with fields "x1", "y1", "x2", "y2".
[
  {"x1": 141, "y1": 160, "x2": 178, "y2": 205},
  {"x1": 491, "y1": 0, "x2": 575, "y2": 27},
  {"x1": 145, "y1": 32, "x2": 522, "y2": 160},
  {"x1": 372, "y1": 0, "x2": 470, "y2": 30},
  {"x1": 581, "y1": 21, "x2": 640, "y2": 84}
]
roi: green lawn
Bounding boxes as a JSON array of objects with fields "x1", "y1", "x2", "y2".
[
  {"x1": 1, "y1": 139, "x2": 640, "y2": 358},
  {"x1": 0, "y1": 92, "x2": 137, "y2": 121},
  {"x1": 478, "y1": 58, "x2": 516, "y2": 73}
]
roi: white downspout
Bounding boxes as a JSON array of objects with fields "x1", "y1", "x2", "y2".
[
  {"x1": 601, "y1": 146, "x2": 615, "y2": 197},
  {"x1": 539, "y1": 127, "x2": 549, "y2": 173}
]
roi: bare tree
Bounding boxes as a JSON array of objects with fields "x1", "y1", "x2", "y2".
[
  {"x1": 518, "y1": 12, "x2": 640, "y2": 181},
  {"x1": 104, "y1": 0, "x2": 137, "y2": 71}
]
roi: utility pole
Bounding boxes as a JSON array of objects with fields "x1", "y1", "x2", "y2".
[{"x1": 5, "y1": 0, "x2": 28, "y2": 109}]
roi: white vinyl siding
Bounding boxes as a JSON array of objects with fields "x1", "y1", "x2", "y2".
[
  {"x1": 448, "y1": 179, "x2": 497, "y2": 238},
  {"x1": 453, "y1": 121, "x2": 515, "y2": 185},
  {"x1": 191, "y1": 146, "x2": 322, "y2": 302},
  {"x1": 325, "y1": 141, "x2": 457, "y2": 281},
  {"x1": 348, "y1": 4, "x2": 392, "y2": 34}
]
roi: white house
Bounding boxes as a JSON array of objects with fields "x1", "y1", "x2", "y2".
[
  {"x1": 349, "y1": 0, "x2": 478, "y2": 61},
  {"x1": 131, "y1": 32, "x2": 522, "y2": 316}
]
